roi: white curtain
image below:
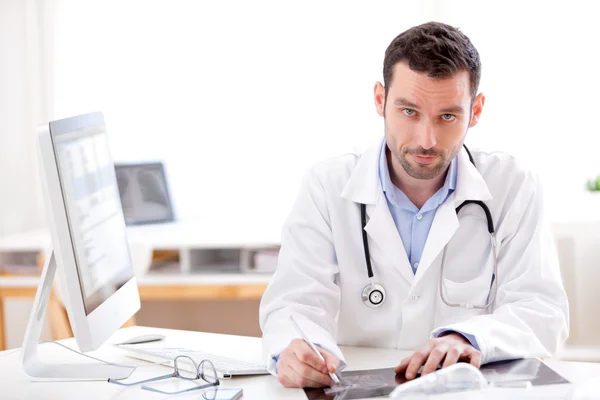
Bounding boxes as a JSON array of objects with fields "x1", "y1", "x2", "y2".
[{"x1": 0, "y1": 0, "x2": 55, "y2": 236}]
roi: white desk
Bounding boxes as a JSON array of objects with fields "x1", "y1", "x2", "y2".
[{"x1": 1, "y1": 326, "x2": 600, "y2": 400}]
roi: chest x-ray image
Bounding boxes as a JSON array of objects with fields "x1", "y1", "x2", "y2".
[
  {"x1": 305, "y1": 368, "x2": 402, "y2": 400},
  {"x1": 114, "y1": 162, "x2": 174, "y2": 225}
]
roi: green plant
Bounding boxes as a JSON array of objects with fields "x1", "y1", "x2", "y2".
[{"x1": 586, "y1": 175, "x2": 600, "y2": 191}]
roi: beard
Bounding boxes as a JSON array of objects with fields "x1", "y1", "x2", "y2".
[{"x1": 391, "y1": 145, "x2": 453, "y2": 180}]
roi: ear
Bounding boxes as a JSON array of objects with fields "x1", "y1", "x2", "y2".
[
  {"x1": 374, "y1": 82, "x2": 385, "y2": 117},
  {"x1": 469, "y1": 93, "x2": 485, "y2": 128}
]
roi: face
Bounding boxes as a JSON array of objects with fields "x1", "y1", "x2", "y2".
[{"x1": 374, "y1": 62, "x2": 485, "y2": 181}]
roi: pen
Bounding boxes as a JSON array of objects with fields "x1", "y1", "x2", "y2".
[{"x1": 289, "y1": 314, "x2": 341, "y2": 386}]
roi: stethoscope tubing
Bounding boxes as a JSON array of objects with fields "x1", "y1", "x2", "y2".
[{"x1": 361, "y1": 144, "x2": 498, "y2": 309}]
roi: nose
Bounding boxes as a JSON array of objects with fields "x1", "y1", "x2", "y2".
[{"x1": 416, "y1": 121, "x2": 436, "y2": 150}]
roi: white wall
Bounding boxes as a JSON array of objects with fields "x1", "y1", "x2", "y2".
[
  {"x1": 6, "y1": 0, "x2": 600, "y2": 234},
  {"x1": 50, "y1": 0, "x2": 438, "y2": 237},
  {"x1": 435, "y1": 0, "x2": 600, "y2": 223},
  {"x1": 46, "y1": 0, "x2": 600, "y2": 233}
]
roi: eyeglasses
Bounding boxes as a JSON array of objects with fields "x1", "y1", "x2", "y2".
[{"x1": 108, "y1": 355, "x2": 220, "y2": 396}]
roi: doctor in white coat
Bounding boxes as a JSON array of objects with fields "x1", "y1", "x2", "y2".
[{"x1": 259, "y1": 21, "x2": 569, "y2": 388}]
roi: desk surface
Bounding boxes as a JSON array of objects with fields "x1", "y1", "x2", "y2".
[{"x1": 1, "y1": 326, "x2": 599, "y2": 400}]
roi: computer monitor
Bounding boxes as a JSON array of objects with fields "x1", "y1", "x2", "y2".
[{"x1": 21, "y1": 112, "x2": 140, "y2": 380}]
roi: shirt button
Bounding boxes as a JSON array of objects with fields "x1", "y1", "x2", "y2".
[
  {"x1": 414, "y1": 262, "x2": 419, "y2": 269},
  {"x1": 416, "y1": 214, "x2": 423, "y2": 220},
  {"x1": 410, "y1": 294, "x2": 420, "y2": 302}
]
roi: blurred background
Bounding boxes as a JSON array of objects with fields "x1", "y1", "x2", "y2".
[{"x1": 1, "y1": 0, "x2": 599, "y2": 361}]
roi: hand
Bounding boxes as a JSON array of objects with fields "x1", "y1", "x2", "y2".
[
  {"x1": 276, "y1": 339, "x2": 340, "y2": 388},
  {"x1": 395, "y1": 333, "x2": 482, "y2": 380}
]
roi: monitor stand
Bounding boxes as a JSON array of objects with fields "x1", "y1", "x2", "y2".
[{"x1": 20, "y1": 251, "x2": 133, "y2": 381}]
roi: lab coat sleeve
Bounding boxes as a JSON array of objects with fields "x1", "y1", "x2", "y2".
[
  {"x1": 259, "y1": 167, "x2": 344, "y2": 375},
  {"x1": 431, "y1": 175, "x2": 569, "y2": 365}
]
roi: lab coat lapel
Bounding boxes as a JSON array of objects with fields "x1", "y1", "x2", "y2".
[
  {"x1": 413, "y1": 148, "x2": 493, "y2": 285},
  {"x1": 341, "y1": 140, "x2": 414, "y2": 284},
  {"x1": 364, "y1": 197, "x2": 414, "y2": 284},
  {"x1": 451, "y1": 146, "x2": 493, "y2": 208},
  {"x1": 415, "y1": 200, "x2": 459, "y2": 283}
]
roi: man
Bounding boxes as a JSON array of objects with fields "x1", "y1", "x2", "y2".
[{"x1": 259, "y1": 21, "x2": 569, "y2": 388}]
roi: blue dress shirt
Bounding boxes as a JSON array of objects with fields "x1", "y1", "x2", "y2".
[{"x1": 378, "y1": 140, "x2": 457, "y2": 274}]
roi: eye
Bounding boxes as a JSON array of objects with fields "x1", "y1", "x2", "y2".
[
  {"x1": 441, "y1": 114, "x2": 456, "y2": 121},
  {"x1": 402, "y1": 108, "x2": 416, "y2": 117}
]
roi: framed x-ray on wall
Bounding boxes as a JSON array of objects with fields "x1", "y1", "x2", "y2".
[{"x1": 114, "y1": 162, "x2": 175, "y2": 225}]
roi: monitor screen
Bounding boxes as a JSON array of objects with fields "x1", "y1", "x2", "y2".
[{"x1": 50, "y1": 116, "x2": 134, "y2": 315}]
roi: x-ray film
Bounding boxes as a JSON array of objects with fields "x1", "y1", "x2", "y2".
[
  {"x1": 481, "y1": 358, "x2": 570, "y2": 386},
  {"x1": 304, "y1": 358, "x2": 569, "y2": 400},
  {"x1": 304, "y1": 368, "x2": 404, "y2": 400}
]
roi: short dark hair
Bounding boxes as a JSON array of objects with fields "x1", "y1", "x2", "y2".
[{"x1": 383, "y1": 21, "x2": 481, "y2": 101}]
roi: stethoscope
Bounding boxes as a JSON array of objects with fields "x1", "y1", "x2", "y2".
[{"x1": 360, "y1": 144, "x2": 499, "y2": 309}]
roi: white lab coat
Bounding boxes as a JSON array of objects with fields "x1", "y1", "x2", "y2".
[{"x1": 259, "y1": 142, "x2": 569, "y2": 374}]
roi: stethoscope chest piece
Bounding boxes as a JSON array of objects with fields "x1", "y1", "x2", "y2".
[{"x1": 361, "y1": 282, "x2": 386, "y2": 308}]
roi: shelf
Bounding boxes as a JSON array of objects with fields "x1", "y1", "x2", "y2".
[
  {"x1": 140, "y1": 273, "x2": 272, "y2": 286},
  {"x1": 0, "y1": 272, "x2": 273, "y2": 289}
]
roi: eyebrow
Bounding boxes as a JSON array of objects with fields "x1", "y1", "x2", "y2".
[
  {"x1": 393, "y1": 97, "x2": 419, "y2": 109},
  {"x1": 439, "y1": 105, "x2": 465, "y2": 114},
  {"x1": 392, "y1": 97, "x2": 465, "y2": 114}
]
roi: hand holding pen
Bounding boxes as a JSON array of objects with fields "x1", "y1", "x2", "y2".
[
  {"x1": 289, "y1": 315, "x2": 341, "y2": 386},
  {"x1": 274, "y1": 315, "x2": 342, "y2": 388}
]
